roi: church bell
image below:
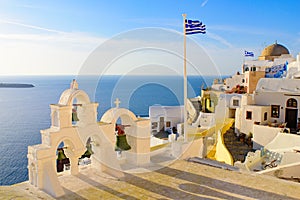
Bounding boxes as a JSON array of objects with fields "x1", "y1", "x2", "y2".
[
  {"x1": 81, "y1": 143, "x2": 94, "y2": 158},
  {"x1": 56, "y1": 148, "x2": 70, "y2": 172},
  {"x1": 115, "y1": 135, "x2": 131, "y2": 151},
  {"x1": 57, "y1": 148, "x2": 67, "y2": 160},
  {"x1": 72, "y1": 112, "x2": 79, "y2": 121},
  {"x1": 72, "y1": 106, "x2": 79, "y2": 121}
]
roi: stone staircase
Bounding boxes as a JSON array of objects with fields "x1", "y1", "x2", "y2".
[
  {"x1": 188, "y1": 98, "x2": 201, "y2": 124},
  {"x1": 223, "y1": 125, "x2": 253, "y2": 163}
]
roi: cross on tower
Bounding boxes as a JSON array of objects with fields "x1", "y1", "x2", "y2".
[{"x1": 114, "y1": 98, "x2": 121, "y2": 108}]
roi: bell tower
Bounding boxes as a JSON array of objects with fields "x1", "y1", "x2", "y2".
[{"x1": 49, "y1": 79, "x2": 98, "y2": 128}]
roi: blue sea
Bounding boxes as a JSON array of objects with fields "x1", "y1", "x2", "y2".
[{"x1": 0, "y1": 75, "x2": 216, "y2": 185}]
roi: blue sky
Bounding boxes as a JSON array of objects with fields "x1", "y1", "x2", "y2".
[{"x1": 0, "y1": 0, "x2": 299, "y2": 75}]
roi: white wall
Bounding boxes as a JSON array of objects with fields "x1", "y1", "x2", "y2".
[
  {"x1": 255, "y1": 91, "x2": 300, "y2": 124},
  {"x1": 235, "y1": 95, "x2": 255, "y2": 135},
  {"x1": 265, "y1": 133, "x2": 300, "y2": 151},
  {"x1": 224, "y1": 74, "x2": 244, "y2": 91},
  {"x1": 286, "y1": 54, "x2": 300, "y2": 79},
  {"x1": 281, "y1": 152, "x2": 300, "y2": 166},
  {"x1": 252, "y1": 125, "x2": 282, "y2": 150},
  {"x1": 236, "y1": 105, "x2": 270, "y2": 136},
  {"x1": 241, "y1": 94, "x2": 255, "y2": 106},
  {"x1": 149, "y1": 105, "x2": 184, "y2": 132},
  {"x1": 214, "y1": 94, "x2": 242, "y2": 123},
  {"x1": 244, "y1": 59, "x2": 273, "y2": 71},
  {"x1": 194, "y1": 112, "x2": 215, "y2": 128}
]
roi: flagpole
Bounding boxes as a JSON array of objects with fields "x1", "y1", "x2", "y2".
[
  {"x1": 181, "y1": 16, "x2": 206, "y2": 142},
  {"x1": 242, "y1": 51, "x2": 245, "y2": 73},
  {"x1": 182, "y1": 13, "x2": 188, "y2": 142}
]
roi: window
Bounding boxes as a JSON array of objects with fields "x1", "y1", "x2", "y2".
[
  {"x1": 166, "y1": 121, "x2": 171, "y2": 128},
  {"x1": 264, "y1": 112, "x2": 268, "y2": 121},
  {"x1": 233, "y1": 99, "x2": 239, "y2": 106},
  {"x1": 246, "y1": 111, "x2": 252, "y2": 120},
  {"x1": 271, "y1": 105, "x2": 280, "y2": 118},
  {"x1": 287, "y1": 98, "x2": 297, "y2": 108},
  {"x1": 152, "y1": 122, "x2": 158, "y2": 129}
]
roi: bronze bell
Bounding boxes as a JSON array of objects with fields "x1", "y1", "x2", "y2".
[
  {"x1": 56, "y1": 148, "x2": 70, "y2": 172},
  {"x1": 81, "y1": 143, "x2": 94, "y2": 158},
  {"x1": 57, "y1": 148, "x2": 67, "y2": 160},
  {"x1": 115, "y1": 135, "x2": 131, "y2": 151},
  {"x1": 72, "y1": 112, "x2": 79, "y2": 121}
]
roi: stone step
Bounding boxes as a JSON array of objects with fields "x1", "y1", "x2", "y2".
[
  {"x1": 224, "y1": 140, "x2": 245, "y2": 145},
  {"x1": 227, "y1": 145, "x2": 252, "y2": 150},
  {"x1": 223, "y1": 123, "x2": 253, "y2": 163}
]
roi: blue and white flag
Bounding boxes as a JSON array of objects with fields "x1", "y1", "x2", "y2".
[
  {"x1": 244, "y1": 50, "x2": 254, "y2": 57},
  {"x1": 185, "y1": 19, "x2": 206, "y2": 35}
]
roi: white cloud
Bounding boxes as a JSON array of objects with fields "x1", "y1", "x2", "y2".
[
  {"x1": 0, "y1": 19, "x2": 65, "y2": 34},
  {"x1": 0, "y1": 40, "x2": 94, "y2": 75},
  {"x1": 206, "y1": 32, "x2": 233, "y2": 48},
  {"x1": 15, "y1": 4, "x2": 43, "y2": 9},
  {"x1": 201, "y1": 0, "x2": 209, "y2": 7},
  {"x1": 0, "y1": 33, "x2": 56, "y2": 41},
  {"x1": 0, "y1": 19, "x2": 107, "y2": 75},
  {"x1": 0, "y1": 32, "x2": 105, "y2": 46},
  {"x1": 0, "y1": 20, "x2": 253, "y2": 76}
]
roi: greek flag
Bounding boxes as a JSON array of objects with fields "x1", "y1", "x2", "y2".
[
  {"x1": 185, "y1": 19, "x2": 206, "y2": 35},
  {"x1": 244, "y1": 50, "x2": 254, "y2": 57}
]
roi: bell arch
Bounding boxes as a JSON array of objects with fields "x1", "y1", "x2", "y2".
[
  {"x1": 54, "y1": 138, "x2": 80, "y2": 160},
  {"x1": 27, "y1": 128, "x2": 86, "y2": 197},
  {"x1": 101, "y1": 108, "x2": 138, "y2": 152},
  {"x1": 58, "y1": 89, "x2": 91, "y2": 106},
  {"x1": 50, "y1": 80, "x2": 98, "y2": 128},
  {"x1": 51, "y1": 134, "x2": 86, "y2": 177},
  {"x1": 58, "y1": 79, "x2": 90, "y2": 106},
  {"x1": 100, "y1": 107, "x2": 150, "y2": 166},
  {"x1": 54, "y1": 137, "x2": 83, "y2": 174},
  {"x1": 27, "y1": 80, "x2": 156, "y2": 198},
  {"x1": 101, "y1": 108, "x2": 138, "y2": 124}
]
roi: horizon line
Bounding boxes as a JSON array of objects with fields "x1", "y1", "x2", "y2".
[{"x1": 0, "y1": 74, "x2": 230, "y2": 77}]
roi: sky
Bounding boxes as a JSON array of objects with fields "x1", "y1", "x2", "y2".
[{"x1": 0, "y1": 0, "x2": 300, "y2": 76}]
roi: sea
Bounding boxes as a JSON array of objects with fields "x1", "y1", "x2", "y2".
[{"x1": 0, "y1": 75, "x2": 218, "y2": 185}]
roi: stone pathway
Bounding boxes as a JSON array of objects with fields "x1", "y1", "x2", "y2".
[
  {"x1": 1, "y1": 159, "x2": 300, "y2": 200},
  {"x1": 224, "y1": 125, "x2": 253, "y2": 162}
]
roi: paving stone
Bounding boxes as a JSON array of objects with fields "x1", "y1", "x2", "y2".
[{"x1": 2, "y1": 159, "x2": 300, "y2": 200}]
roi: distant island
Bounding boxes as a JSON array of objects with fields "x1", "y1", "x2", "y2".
[{"x1": 0, "y1": 83, "x2": 35, "y2": 88}]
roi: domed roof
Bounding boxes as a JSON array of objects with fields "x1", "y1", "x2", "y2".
[{"x1": 261, "y1": 42, "x2": 289, "y2": 57}]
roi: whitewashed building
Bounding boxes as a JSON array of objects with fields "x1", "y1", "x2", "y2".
[
  {"x1": 235, "y1": 52, "x2": 300, "y2": 149},
  {"x1": 215, "y1": 93, "x2": 243, "y2": 119},
  {"x1": 223, "y1": 42, "x2": 295, "y2": 94},
  {"x1": 149, "y1": 105, "x2": 184, "y2": 135}
]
